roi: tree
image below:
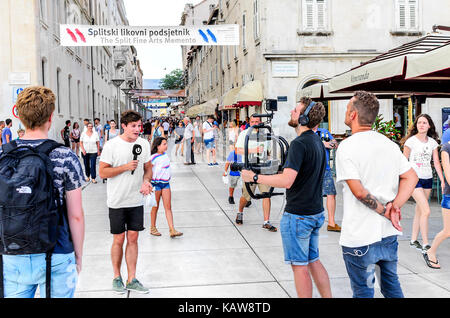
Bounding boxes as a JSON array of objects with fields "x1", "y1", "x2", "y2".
[{"x1": 160, "y1": 69, "x2": 184, "y2": 90}]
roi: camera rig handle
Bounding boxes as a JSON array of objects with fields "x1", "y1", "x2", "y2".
[{"x1": 243, "y1": 123, "x2": 289, "y2": 200}]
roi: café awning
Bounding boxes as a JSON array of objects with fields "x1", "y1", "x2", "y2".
[
  {"x1": 186, "y1": 104, "x2": 201, "y2": 117},
  {"x1": 219, "y1": 87, "x2": 241, "y2": 110},
  {"x1": 235, "y1": 80, "x2": 263, "y2": 107},
  {"x1": 298, "y1": 80, "x2": 395, "y2": 101},
  {"x1": 200, "y1": 98, "x2": 218, "y2": 115},
  {"x1": 328, "y1": 34, "x2": 450, "y2": 95}
]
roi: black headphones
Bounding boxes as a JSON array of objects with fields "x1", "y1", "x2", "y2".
[{"x1": 299, "y1": 101, "x2": 316, "y2": 126}]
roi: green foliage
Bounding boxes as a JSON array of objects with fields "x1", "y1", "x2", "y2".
[
  {"x1": 160, "y1": 69, "x2": 185, "y2": 90},
  {"x1": 372, "y1": 115, "x2": 402, "y2": 141}
]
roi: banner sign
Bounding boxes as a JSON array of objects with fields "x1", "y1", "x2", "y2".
[{"x1": 60, "y1": 25, "x2": 239, "y2": 46}]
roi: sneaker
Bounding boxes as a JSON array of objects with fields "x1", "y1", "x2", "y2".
[
  {"x1": 245, "y1": 201, "x2": 252, "y2": 208},
  {"x1": 228, "y1": 196, "x2": 235, "y2": 204},
  {"x1": 213, "y1": 162, "x2": 219, "y2": 166},
  {"x1": 236, "y1": 212, "x2": 243, "y2": 225},
  {"x1": 208, "y1": 163, "x2": 213, "y2": 167},
  {"x1": 422, "y1": 244, "x2": 431, "y2": 253},
  {"x1": 112, "y1": 276, "x2": 126, "y2": 294},
  {"x1": 126, "y1": 278, "x2": 149, "y2": 294},
  {"x1": 410, "y1": 240, "x2": 422, "y2": 251},
  {"x1": 262, "y1": 222, "x2": 277, "y2": 232}
]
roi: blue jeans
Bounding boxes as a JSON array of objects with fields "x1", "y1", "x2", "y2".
[
  {"x1": 342, "y1": 235, "x2": 404, "y2": 298},
  {"x1": 2, "y1": 252, "x2": 78, "y2": 298},
  {"x1": 280, "y1": 211, "x2": 325, "y2": 266},
  {"x1": 82, "y1": 152, "x2": 97, "y2": 179}
]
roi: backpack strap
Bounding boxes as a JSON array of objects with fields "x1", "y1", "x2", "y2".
[
  {"x1": 0, "y1": 255, "x2": 3, "y2": 298},
  {"x1": 45, "y1": 250, "x2": 53, "y2": 298},
  {"x1": 35, "y1": 139, "x2": 65, "y2": 156}
]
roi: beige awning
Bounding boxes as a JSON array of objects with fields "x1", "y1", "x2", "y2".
[
  {"x1": 220, "y1": 87, "x2": 241, "y2": 110},
  {"x1": 200, "y1": 98, "x2": 218, "y2": 115},
  {"x1": 328, "y1": 56, "x2": 406, "y2": 93},
  {"x1": 406, "y1": 43, "x2": 450, "y2": 79},
  {"x1": 235, "y1": 80, "x2": 263, "y2": 106},
  {"x1": 186, "y1": 104, "x2": 201, "y2": 117}
]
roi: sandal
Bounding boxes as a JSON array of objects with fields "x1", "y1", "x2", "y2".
[
  {"x1": 423, "y1": 252, "x2": 440, "y2": 269},
  {"x1": 169, "y1": 229, "x2": 183, "y2": 238},
  {"x1": 150, "y1": 226, "x2": 161, "y2": 236}
]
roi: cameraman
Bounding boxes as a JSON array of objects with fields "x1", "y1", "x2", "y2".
[
  {"x1": 242, "y1": 98, "x2": 332, "y2": 298},
  {"x1": 235, "y1": 114, "x2": 276, "y2": 232}
]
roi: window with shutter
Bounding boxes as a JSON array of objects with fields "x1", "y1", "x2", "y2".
[
  {"x1": 253, "y1": 0, "x2": 260, "y2": 40},
  {"x1": 396, "y1": 0, "x2": 419, "y2": 30},
  {"x1": 302, "y1": 0, "x2": 328, "y2": 31}
]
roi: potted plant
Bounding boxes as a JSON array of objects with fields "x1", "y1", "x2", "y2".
[{"x1": 372, "y1": 115, "x2": 402, "y2": 142}]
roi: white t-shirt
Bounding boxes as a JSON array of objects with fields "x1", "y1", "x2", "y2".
[
  {"x1": 404, "y1": 135, "x2": 438, "y2": 179},
  {"x1": 80, "y1": 131, "x2": 99, "y2": 153},
  {"x1": 203, "y1": 121, "x2": 214, "y2": 140},
  {"x1": 336, "y1": 130, "x2": 411, "y2": 248},
  {"x1": 100, "y1": 136, "x2": 151, "y2": 209},
  {"x1": 151, "y1": 152, "x2": 171, "y2": 184},
  {"x1": 184, "y1": 123, "x2": 194, "y2": 139},
  {"x1": 162, "y1": 122, "x2": 169, "y2": 131}
]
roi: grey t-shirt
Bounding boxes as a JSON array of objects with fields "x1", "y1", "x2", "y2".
[{"x1": 442, "y1": 143, "x2": 450, "y2": 195}]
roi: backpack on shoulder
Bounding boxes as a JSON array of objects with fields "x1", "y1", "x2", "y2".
[{"x1": 0, "y1": 140, "x2": 66, "y2": 298}]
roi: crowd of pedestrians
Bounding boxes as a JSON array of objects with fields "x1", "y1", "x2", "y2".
[{"x1": 3, "y1": 86, "x2": 450, "y2": 299}]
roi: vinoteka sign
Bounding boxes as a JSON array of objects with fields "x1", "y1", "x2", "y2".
[{"x1": 60, "y1": 25, "x2": 239, "y2": 46}]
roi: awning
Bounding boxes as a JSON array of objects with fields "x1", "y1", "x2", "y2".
[
  {"x1": 328, "y1": 34, "x2": 450, "y2": 95},
  {"x1": 235, "y1": 80, "x2": 263, "y2": 107},
  {"x1": 406, "y1": 43, "x2": 450, "y2": 79},
  {"x1": 200, "y1": 98, "x2": 218, "y2": 115},
  {"x1": 298, "y1": 80, "x2": 395, "y2": 101},
  {"x1": 220, "y1": 87, "x2": 241, "y2": 110},
  {"x1": 186, "y1": 104, "x2": 201, "y2": 117}
]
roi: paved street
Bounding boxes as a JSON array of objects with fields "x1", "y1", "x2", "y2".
[{"x1": 76, "y1": 136, "x2": 450, "y2": 298}]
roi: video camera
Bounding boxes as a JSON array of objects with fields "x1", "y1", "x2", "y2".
[{"x1": 231, "y1": 99, "x2": 289, "y2": 199}]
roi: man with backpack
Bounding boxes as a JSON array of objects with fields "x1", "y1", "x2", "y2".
[{"x1": 0, "y1": 86, "x2": 85, "y2": 298}]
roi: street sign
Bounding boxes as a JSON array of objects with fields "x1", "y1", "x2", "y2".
[
  {"x1": 277, "y1": 96, "x2": 288, "y2": 102},
  {"x1": 8, "y1": 72, "x2": 30, "y2": 85},
  {"x1": 12, "y1": 87, "x2": 24, "y2": 104}
]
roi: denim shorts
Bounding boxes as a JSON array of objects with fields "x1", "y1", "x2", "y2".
[
  {"x1": 280, "y1": 211, "x2": 325, "y2": 266},
  {"x1": 415, "y1": 178, "x2": 433, "y2": 189},
  {"x1": 441, "y1": 194, "x2": 450, "y2": 209},
  {"x1": 2, "y1": 252, "x2": 77, "y2": 298},
  {"x1": 204, "y1": 138, "x2": 216, "y2": 149},
  {"x1": 151, "y1": 182, "x2": 171, "y2": 191},
  {"x1": 322, "y1": 169, "x2": 336, "y2": 196}
]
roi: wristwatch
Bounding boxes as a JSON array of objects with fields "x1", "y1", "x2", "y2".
[{"x1": 253, "y1": 174, "x2": 259, "y2": 183}]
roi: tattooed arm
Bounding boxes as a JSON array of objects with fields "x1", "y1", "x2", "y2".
[{"x1": 346, "y1": 180, "x2": 387, "y2": 216}]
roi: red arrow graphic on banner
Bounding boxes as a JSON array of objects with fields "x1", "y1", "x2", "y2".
[
  {"x1": 66, "y1": 28, "x2": 77, "y2": 42},
  {"x1": 75, "y1": 28, "x2": 86, "y2": 42}
]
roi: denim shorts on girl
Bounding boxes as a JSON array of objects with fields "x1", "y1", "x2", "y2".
[
  {"x1": 151, "y1": 182, "x2": 170, "y2": 191},
  {"x1": 415, "y1": 178, "x2": 433, "y2": 189},
  {"x1": 280, "y1": 211, "x2": 325, "y2": 266},
  {"x1": 441, "y1": 194, "x2": 450, "y2": 209}
]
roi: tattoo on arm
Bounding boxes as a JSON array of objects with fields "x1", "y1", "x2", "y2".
[{"x1": 359, "y1": 194, "x2": 381, "y2": 213}]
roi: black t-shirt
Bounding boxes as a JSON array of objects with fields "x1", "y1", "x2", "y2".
[
  {"x1": 284, "y1": 130, "x2": 326, "y2": 215},
  {"x1": 143, "y1": 122, "x2": 152, "y2": 135},
  {"x1": 63, "y1": 126, "x2": 70, "y2": 141}
]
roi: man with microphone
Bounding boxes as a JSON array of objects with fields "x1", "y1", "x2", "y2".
[{"x1": 99, "y1": 110, "x2": 152, "y2": 294}]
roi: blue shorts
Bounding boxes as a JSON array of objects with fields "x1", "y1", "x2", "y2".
[
  {"x1": 280, "y1": 211, "x2": 325, "y2": 266},
  {"x1": 441, "y1": 194, "x2": 450, "y2": 209},
  {"x1": 204, "y1": 138, "x2": 216, "y2": 149},
  {"x1": 322, "y1": 169, "x2": 337, "y2": 196},
  {"x1": 2, "y1": 252, "x2": 77, "y2": 298},
  {"x1": 415, "y1": 178, "x2": 433, "y2": 189},
  {"x1": 151, "y1": 182, "x2": 170, "y2": 191}
]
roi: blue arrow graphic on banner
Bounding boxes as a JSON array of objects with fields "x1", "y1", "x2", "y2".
[
  {"x1": 198, "y1": 29, "x2": 209, "y2": 43},
  {"x1": 206, "y1": 29, "x2": 217, "y2": 43}
]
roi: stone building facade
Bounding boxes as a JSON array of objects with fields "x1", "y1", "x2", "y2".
[{"x1": 1, "y1": 0, "x2": 143, "y2": 141}]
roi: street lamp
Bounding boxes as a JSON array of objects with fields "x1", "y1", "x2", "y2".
[{"x1": 111, "y1": 79, "x2": 125, "y2": 128}]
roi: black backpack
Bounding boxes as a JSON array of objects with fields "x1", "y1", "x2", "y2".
[{"x1": 0, "y1": 140, "x2": 66, "y2": 298}]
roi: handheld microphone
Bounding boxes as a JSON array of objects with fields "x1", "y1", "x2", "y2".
[{"x1": 131, "y1": 144, "x2": 142, "y2": 175}]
